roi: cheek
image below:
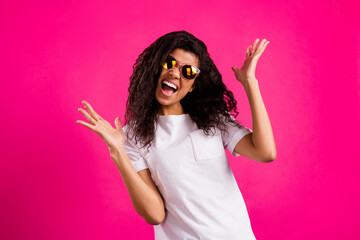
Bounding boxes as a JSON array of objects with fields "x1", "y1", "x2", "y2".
[
  {"x1": 157, "y1": 70, "x2": 167, "y2": 84},
  {"x1": 159, "y1": 70, "x2": 165, "y2": 78},
  {"x1": 180, "y1": 81, "x2": 194, "y2": 91}
]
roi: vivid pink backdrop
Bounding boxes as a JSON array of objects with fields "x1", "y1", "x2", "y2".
[{"x1": 1, "y1": 0, "x2": 359, "y2": 239}]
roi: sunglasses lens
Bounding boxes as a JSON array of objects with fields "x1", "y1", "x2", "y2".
[
  {"x1": 182, "y1": 65, "x2": 198, "y2": 79},
  {"x1": 162, "y1": 55, "x2": 199, "y2": 80},
  {"x1": 162, "y1": 56, "x2": 177, "y2": 69}
]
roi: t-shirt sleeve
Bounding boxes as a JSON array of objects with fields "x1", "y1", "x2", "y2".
[
  {"x1": 221, "y1": 116, "x2": 253, "y2": 157},
  {"x1": 122, "y1": 125, "x2": 149, "y2": 172}
]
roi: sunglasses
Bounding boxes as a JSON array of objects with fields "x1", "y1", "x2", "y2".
[{"x1": 162, "y1": 55, "x2": 200, "y2": 80}]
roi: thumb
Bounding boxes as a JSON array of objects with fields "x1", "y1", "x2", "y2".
[
  {"x1": 231, "y1": 66, "x2": 239, "y2": 72},
  {"x1": 115, "y1": 117, "x2": 122, "y2": 130}
]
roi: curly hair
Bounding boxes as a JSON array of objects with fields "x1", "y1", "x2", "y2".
[{"x1": 125, "y1": 30, "x2": 244, "y2": 149}]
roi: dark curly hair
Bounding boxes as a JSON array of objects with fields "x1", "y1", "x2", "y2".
[{"x1": 125, "y1": 30, "x2": 244, "y2": 149}]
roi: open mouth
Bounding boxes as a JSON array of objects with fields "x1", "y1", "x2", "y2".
[{"x1": 161, "y1": 80, "x2": 178, "y2": 97}]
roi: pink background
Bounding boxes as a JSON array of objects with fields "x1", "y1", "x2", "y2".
[{"x1": 1, "y1": 0, "x2": 359, "y2": 239}]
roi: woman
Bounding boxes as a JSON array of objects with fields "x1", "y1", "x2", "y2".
[{"x1": 76, "y1": 31, "x2": 276, "y2": 239}]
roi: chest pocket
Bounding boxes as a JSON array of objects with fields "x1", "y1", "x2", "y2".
[{"x1": 189, "y1": 129, "x2": 225, "y2": 161}]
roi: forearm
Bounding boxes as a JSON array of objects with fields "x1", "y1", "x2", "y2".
[
  {"x1": 110, "y1": 147, "x2": 165, "y2": 225},
  {"x1": 244, "y1": 78, "x2": 277, "y2": 161}
]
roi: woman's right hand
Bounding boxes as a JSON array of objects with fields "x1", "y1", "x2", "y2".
[{"x1": 76, "y1": 100, "x2": 125, "y2": 152}]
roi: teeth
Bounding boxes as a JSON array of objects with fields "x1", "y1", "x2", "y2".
[{"x1": 163, "y1": 80, "x2": 178, "y2": 90}]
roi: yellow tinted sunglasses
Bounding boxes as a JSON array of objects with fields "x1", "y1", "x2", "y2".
[{"x1": 162, "y1": 55, "x2": 200, "y2": 80}]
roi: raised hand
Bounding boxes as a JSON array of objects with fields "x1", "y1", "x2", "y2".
[
  {"x1": 232, "y1": 38, "x2": 270, "y2": 87},
  {"x1": 76, "y1": 100, "x2": 125, "y2": 152}
]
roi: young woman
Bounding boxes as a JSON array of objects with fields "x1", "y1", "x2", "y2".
[{"x1": 76, "y1": 31, "x2": 276, "y2": 239}]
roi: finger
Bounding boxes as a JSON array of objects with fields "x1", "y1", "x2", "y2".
[
  {"x1": 258, "y1": 39, "x2": 267, "y2": 50},
  {"x1": 76, "y1": 120, "x2": 97, "y2": 131},
  {"x1": 78, "y1": 108, "x2": 97, "y2": 125},
  {"x1": 82, "y1": 100, "x2": 101, "y2": 121},
  {"x1": 258, "y1": 41, "x2": 270, "y2": 55},
  {"x1": 115, "y1": 117, "x2": 122, "y2": 131},
  {"x1": 247, "y1": 45, "x2": 251, "y2": 57},
  {"x1": 82, "y1": 100, "x2": 101, "y2": 120},
  {"x1": 253, "y1": 38, "x2": 260, "y2": 54}
]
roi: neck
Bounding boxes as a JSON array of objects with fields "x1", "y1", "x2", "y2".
[{"x1": 158, "y1": 103, "x2": 185, "y2": 115}]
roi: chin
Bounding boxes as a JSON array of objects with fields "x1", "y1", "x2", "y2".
[{"x1": 155, "y1": 94, "x2": 175, "y2": 107}]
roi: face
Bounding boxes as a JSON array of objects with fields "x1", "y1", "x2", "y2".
[{"x1": 155, "y1": 48, "x2": 199, "y2": 115}]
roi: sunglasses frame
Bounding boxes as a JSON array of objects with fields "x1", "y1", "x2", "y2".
[{"x1": 162, "y1": 55, "x2": 200, "y2": 80}]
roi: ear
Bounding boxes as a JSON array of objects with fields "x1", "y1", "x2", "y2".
[{"x1": 189, "y1": 83, "x2": 195, "y2": 92}]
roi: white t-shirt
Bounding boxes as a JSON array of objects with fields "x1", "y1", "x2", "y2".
[{"x1": 123, "y1": 113, "x2": 256, "y2": 240}]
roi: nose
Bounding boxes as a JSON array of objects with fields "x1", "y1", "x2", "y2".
[{"x1": 169, "y1": 65, "x2": 181, "y2": 79}]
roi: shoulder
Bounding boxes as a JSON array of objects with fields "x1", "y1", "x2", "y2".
[
  {"x1": 122, "y1": 123, "x2": 138, "y2": 149},
  {"x1": 122, "y1": 123, "x2": 151, "y2": 157},
  {"x1": 122, "y1": 123, "x2": 136, "y2": 139},
  {"x1": 217, "y1": 113, "x2": 244, "y2": 133}
]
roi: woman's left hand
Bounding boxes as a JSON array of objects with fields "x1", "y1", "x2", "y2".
[{"x1": 232, "y1": 38, "x2": 270, "y2": 87}]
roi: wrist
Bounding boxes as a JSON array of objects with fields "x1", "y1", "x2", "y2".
[
  {"x1": 244, "y1": 78, "x2": 259, "y2": 91},
  {"x1": 109, "y1": 145, "x2": 126, "y2": 159}
]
